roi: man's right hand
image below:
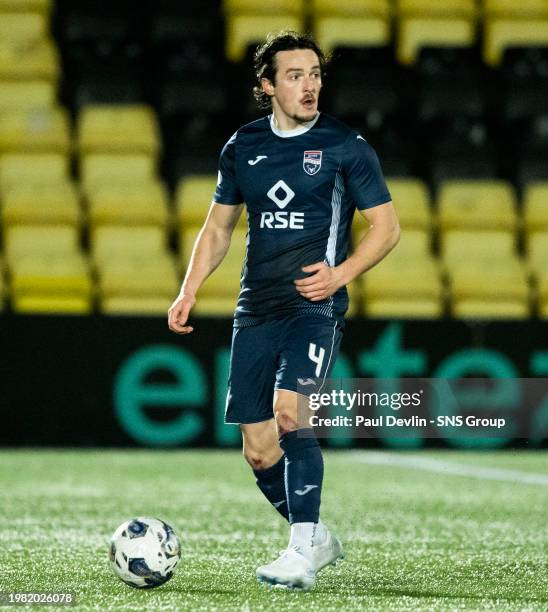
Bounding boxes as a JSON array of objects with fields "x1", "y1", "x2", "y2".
[{"x1": 168, "y1": 293, "x2": 196, "y2": 334}]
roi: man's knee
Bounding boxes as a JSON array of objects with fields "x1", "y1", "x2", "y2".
[
  {"x1": 241, "y1": 421, "x2": 282, "y2": 470},
  {"x1": 273, "y1": 392, "x2": 299, "y2": 436}
]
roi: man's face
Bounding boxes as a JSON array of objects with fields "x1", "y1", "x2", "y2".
[{"x1": 262, "y1": 48, "x2": 322, "y2": 124}]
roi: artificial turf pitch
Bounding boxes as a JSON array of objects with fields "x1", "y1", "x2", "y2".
[{"x1": 1, "y1": 449, "x2": 547, "y2": 611}]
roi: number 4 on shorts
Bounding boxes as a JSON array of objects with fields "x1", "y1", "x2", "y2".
[{"x1": 308, "y1": 342, "x2": 325, "y2": 377}]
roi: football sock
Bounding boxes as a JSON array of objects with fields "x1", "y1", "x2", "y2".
[
  {"x1": 279, "y1": 429, "x2": 323, "y2": 524},
  {"x1": 288, "y1": 522, "x2": 315, "y2": 560},
  {"x1": 253, "y1": 455, "x2": 289, "y2": 521}
]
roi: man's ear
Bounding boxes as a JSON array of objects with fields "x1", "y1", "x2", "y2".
[{"x1": 261, "y1": 77, "x2": 274, "y2": 97}]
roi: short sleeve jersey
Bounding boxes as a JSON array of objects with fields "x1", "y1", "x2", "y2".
[{"x1": 214, "y1": 112, "x2": 391, "y2": 327}]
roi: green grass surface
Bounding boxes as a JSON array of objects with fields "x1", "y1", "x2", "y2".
[{"x1": 1, "y1": 449, "x2": 547, "y2": 611}]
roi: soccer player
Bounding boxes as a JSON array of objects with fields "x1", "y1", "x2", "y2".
[{"x1": 168, "y1": 31, "x2": 400, "y2": 590}]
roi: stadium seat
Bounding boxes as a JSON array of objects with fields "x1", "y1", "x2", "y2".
[
  {"x1": 524, "y1": 183, "x2": 548, "y2": 232},
  {"x1": 87, "y1": 180, "x2": 169, "y2": 234},
  {"x1": 0, "y1": 153, "x2": 68, "y2": 190},
  {"x1": 0, "y1": 12, "x2": 46, "y2": 44},
  {"x1": 77, "y1": 105, "x2": 161, "y2": 156},
  {"x1": 5, "y1": 226, "x2": 91, "y2": 315},
  {"x1": 98, "y1": 253, "x2": 179, "y2": 316},
  {"x1": 0, "y1": 107, "x2": 70, "y2": 154},
  {"x1": 93, "y1": 226, "x2": 166, "y2": 264},
  {"x1": 500, "y1": 47, "x2": 548, "y2": 122},
  {"x1": 385, "y1": 177, "x2": 431, "y2": 230},
  {"x1": 484, "y1": 19, "x2": 548, "y2": 66},
  {"x1": 176, "y1": 175, "x2": 218, "y2": 226},
  {"x1": 354, "y1": 226, "x2": 432, "y2": 261},
  {"x1": 362, "y1": 257, "x2": 443, "y2": 318},
  {"x1": 225, "y1": 15, "x2": 303, "y2": 62},
  {"x1": 93, "y1": 227, "x2": 177, "y2": 315},
  {"x1": 437, "y1": 180, "x2": 518, "y2": 232},
  {"x1": 526, "y1": 231, "x2": 548, "y2": 275},
  {"x1": 397, "y1": 17, "x2": 476, "y2": 65},
  {"x1": 176, "y1": 175, "x2": 247, "y2": 229},
  {"x1": 2, "y1": 181, "x2": 80, "y2": 229},
  {"x1": 181, "y1": 227, "x2": 247, "y2": 297},
  {"x1": 440, "y1": 230, "x2": 516, "y2": 269},
  {"x1": 0, "y1": 0, "x2": 52, "y2": 12},
  {"x1": 448, "y1": 259, "x2": 530, "y2": 319},
  {"x1": 312, "y1": 0, "x2": 391, "y2": 17},
  {"x1": 0, "y1": 37, "x2": 59, "y2": 81},
  {"x1": 315, "y1": 16, "x2": 390, "y2": 55},
  {"x1": 484, "y1": 0, "x2": 548, "y2": 18},
  {"x1": 223, "y1": 0, "x2": 302, "y2": 15},
  {"x1": 80, "y1": 154, "x2": 156, "y2": 191},
  {"x1": 415, "y1": 47, "x2": 487, "y2": 122},
  {"x1": 0, "y1": 81, "x2": 55, "y2": 111},
  {"x1": 396, "y1": 0, "x2": 477, "y2": 17}
]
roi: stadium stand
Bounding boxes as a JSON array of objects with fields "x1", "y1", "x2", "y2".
[{"x1": 0, "y1": 0, "x2": 545, "y2": 319}]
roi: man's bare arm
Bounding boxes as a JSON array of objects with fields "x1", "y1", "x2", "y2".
[
  {"x1": 294, "y1": 201, "x2": 400, "y2": 301},
  {"x1": 168, "y1": 202, "x2": 244, "y2": 334}
]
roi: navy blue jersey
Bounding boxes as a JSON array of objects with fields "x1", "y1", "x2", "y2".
[{"x1": 213, "y1": 112, "x2": 391, "y2": 326}]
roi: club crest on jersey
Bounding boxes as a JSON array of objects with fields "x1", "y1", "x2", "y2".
[{"x1": 303, "y1": 150, "x2": 322, "y2": 176}]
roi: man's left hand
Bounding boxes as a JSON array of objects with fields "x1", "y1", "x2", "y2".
[{"x1": 294, "y1": 262, "x2": 343, "y2": 301}]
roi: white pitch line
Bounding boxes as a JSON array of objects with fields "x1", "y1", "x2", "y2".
[{"x1": 350, "y1": 452, "x2": 548, "y2": 486}]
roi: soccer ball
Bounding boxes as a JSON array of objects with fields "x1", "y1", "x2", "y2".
[{"x1": 109, "y1": 517, "x2": 182, "y2": 588}]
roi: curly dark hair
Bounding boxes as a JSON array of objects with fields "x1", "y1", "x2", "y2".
[{"x1": 253, "y1": 30, "x2": 329, "y2": 109}]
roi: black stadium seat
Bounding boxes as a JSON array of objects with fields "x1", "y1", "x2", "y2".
[
  {"x1": 501, "y1": 47, "x2": 548, "y2": 122},
  {"x1": 415, "y1": 47, "x2": 488, "y2": 122}
]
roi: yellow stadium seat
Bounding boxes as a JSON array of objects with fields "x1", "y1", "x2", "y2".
[
  {"x1": 93, "y1": 226, "x2": 166, "y2": 265},
  {"x1": 93, "y1": 226, "x2": 176, "y2": 314},
  {"x1": 5, "y1": 225, "x2": 79, "y2": 261},
  {"x1": 484, "y1": 0, "x2": 548, "y2": 18},
  {"x1": 313, "y1": 0, "x2": 391, "y2": 17},
  {"x1": 80, "y1": 154, "x2": 156, "y2": 191},
  {"x1": 484, "y1": 19, "x2": 548, "y2": 66},
  {"x1": 437, "y1": 179, "x2": 518, "y2": 232},
  {"x1": 354, "y1": 226, "x2": 432, "y2": 263},
  {"x1": 315, "y1": 16, "x2": 390, "y2": 53},
  {"x1": 101, "y1": 296, "x2": 176, "y2": 316},
  {"x1": 0, "y1": 12, "x2": 46, "y2": 43},
  {"x1": 87, "y1": 180, "x2": 169, "y2": 234},
  {"x1": 0, "y1": 152, "x2": 68, "y2": 190},
  {"x1": 362, "y1": 257, "x2": 443, "y2": 318},
  {"x1": 527, "y1": 231, "x2": 548, "y2": 275},
  {"x1": 440, "y1": 230, "x2": 516, "y2": 269},
  {"x1": 181, "y1": 227, "x2": 247, "y2": 296},
  {"x1": 5, "y1": 225, "x2": 91, "y2": 314},
  {"x1": 226, "y1": 15, "x2": 303, "y2": 62},
  {"x1": 176, "y1": 174, "x2": 247, "y2": 229},
  {"x1": 524, "y1": 183, "x2": 548, "y2": 233},
  {"x1": 397, "y1": 17, "x2": 476, "y2": 65},
  {"x1": 448, "y1": 259, "x2": 530, "y2": 319},
  {"x1": 224, "y1": 0, "x2": 302, "y2": 15},
  {"x1": 0, "y1": 0, "x2": 51, "y2": 12},
  {"x1": 193, "y1": 296, "x2": 239, "y2": 316},
  {"x1": 0, "y1": 107, "x2": 70, "y2": 153},
  {"x1": 77, "y1": 105, "x2": 161, "y2": 156},
  {"x1": 0, "y1": 37, "x2": 59, "y2": 81},
  {"x1": 2, "y1": 181, "x2": 80, "y2": 229},
  {"x1": 0, "y1": 80, "x2": 55, "y2": 111},
  {"x1": 396, "y1": 0, "x2": 478, "y2": 18},
  {"x1": 386, "y1": 177, "x2": 431, "y2": 230}
]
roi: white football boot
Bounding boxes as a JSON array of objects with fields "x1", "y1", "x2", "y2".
[
  {"x1": 256, "y1": 546, "x2": 316, "y2": 590},
  {"x1": 312, "y1": 529, "x2": 344, "y2": 573}
]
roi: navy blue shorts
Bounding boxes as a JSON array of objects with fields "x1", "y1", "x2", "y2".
[{"x1": 225, "y1": 314, "x2": 344, "y2": 424}]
